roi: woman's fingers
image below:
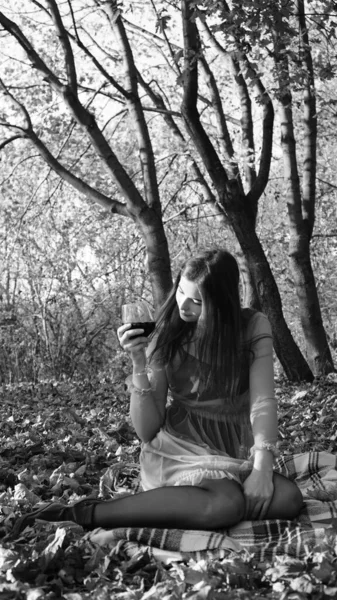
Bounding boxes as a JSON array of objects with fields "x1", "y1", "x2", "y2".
[
  {"x1": 258, "y1": 498, "x2": 272, "y2": 520},
  {"x1": 245, "y1": 503, "x2": 261, "y2": 520},
  {"x1": 118, "y1": 323, "x2": 141, "y2": 342},
  {"x1": 123, "y1": 330, "x2": 145, "y2": 343},
  {"x1": 117, "y1": 324, "x2": 148, "y2": 352},
  {"x1": 117, "y1": 323, "x2": 132, "y2": 336},
  {"x1": 244, "y1": 499, "x2": 260, "y2": 520},
  {"x1": 245, "y1": 496, "x2": 272, "y2": 520}
]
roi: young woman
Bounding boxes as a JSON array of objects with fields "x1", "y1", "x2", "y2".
[{"x1": 14, "y1": 249, "x2": 303, "y2": 535}]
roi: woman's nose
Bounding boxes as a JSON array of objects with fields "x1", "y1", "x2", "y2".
[{"x1": 179, "y1": 297, "x2": 191, "y2": 311}]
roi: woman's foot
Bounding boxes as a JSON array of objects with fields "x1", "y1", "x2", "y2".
[{"x1": 9, "y1": 497, "x2": 99, "y2": 538}]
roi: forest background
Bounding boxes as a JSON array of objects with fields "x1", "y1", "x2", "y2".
[
  {"x1": 0, "y1": 0, "x2": 337, "y2": 385},
  {"x1": 1, "y1": 2, "x2": 337, "y2": 598}
]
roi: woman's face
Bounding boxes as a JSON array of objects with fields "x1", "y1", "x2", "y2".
[{"x1": 175, "y1": 276, "x2": 202, "y2": 322}]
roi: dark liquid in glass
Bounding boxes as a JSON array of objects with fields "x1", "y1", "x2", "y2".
[{"x1": 129, "y1": 322, "x2": 155, "y2": 338}]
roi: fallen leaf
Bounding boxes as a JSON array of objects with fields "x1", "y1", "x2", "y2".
[
  {"x1": 14, "y1": 484, "x2": 40, "y2": 505},
  {"x1": 290, "y1": 575, "x2": 314, "y2": 594},
  {"x1": 42, "y1": 527, "x2": 67, "y2": 563}
]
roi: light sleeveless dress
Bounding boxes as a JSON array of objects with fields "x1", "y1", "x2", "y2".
[{"x1": 140, "y1": 311, "x2": 276, "y2": 491}]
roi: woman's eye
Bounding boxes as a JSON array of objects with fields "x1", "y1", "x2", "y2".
[{"x1": 177, "y1": 287, "x2": 201, "y2": 305}]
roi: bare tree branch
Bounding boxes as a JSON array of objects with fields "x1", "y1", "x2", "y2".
[
  {"x1": 137, "y1": 69, "x2": 219, "y2": 209},
  {"x1": 0, "y1": 77, "x2": 32, "y2": 128},
  {"x1": 295, "y1": 0, "x2": 317, "y2": 240},
  {"x1": 198, "y1": 10, "x2": 274, "y2": 215},
  {"x1": 181, "y1": 0, "x2": 227, "y2": 195},
  {"x1": 104, "y1": 0, "x2": 161, "y2": 213},
  {"x1": 230, "y1": 56, "x2": 256, "y2": 188},
  {"x1": 198, "y1": 56, "x2": 241, "y2": 184},
  {"x1": 0, "y1": 77, "x2": 127, "y2": 214},
  {"x1": 239, "y1": 55, "x2": 274, "y2": 211},
  {"x1": 0, "y1": 11, "x2": 63, "y2": 93},
  {"x1": 123, "y1": 16, "x2": 180, "y2": 52},
  {"x1": 28, "y1": 128, "x2": 128, "y2": 215},
  {"x1": 46, "y1": 0, "x2": 78, "y2": 94},
  {"x1": 0, "y1": 9, "x2": 149, "y2": 216},
  {"x1": 149, "y1": 0, "x2": 182, "y2": 76},
  {"x1": 273, "y1": 32, "x2": 303, "y2": 229},
  {"x1": 68, "y1": 26, "x2": 130, "y2": 99},
  {"x1": 0, "y1": 134, "x2": 24, "y2": 151}
]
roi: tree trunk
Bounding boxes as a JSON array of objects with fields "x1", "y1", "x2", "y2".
[
  {"x1": 274, "y1": 0, "x2": 335, "y2": 375},
  {"x1": 181, "y1": 0, "x2": 312, "y2": 381},
  {"x1": 137, "y1": 212, "x2": 173, "y2": 308},
  {"x1": 223, "y1": 182, "x2": 313, "y2": 382},
  {"x1": 235, "y1": 244, "x2": 261, "y2": 310},
  {"x1": 288, "y1": 232, "x2": 335, "y2": 374}
]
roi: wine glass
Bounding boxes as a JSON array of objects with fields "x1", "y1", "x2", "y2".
[{"x1": 121, "y1": 301, "x2": 155, "y2": 338}]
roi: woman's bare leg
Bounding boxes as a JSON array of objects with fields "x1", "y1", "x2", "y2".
[{"x1": 92, "y1": 478, "x2": 245, "y2": 530}]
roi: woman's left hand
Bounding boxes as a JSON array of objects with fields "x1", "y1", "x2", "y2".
[{"x1": 243, "y1": 469, "x2": 274, "y2": 520}]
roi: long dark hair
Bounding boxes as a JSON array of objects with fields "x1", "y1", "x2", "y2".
[{"x1": 151, "y1": 249, "x2": 253, "y2": 399}]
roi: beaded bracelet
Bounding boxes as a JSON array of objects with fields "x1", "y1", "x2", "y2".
[
  {"x1": 128, "y1": 381, "x2": 152, "y2": 396},
  {"x1": 252, "y1": 442, "x2": 280, "y2": 458},
  {"x1": 133, "y1": 369, "x2": 148, "y2": 376}
]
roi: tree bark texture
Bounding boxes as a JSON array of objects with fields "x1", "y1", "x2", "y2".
[{"x1": 223, "y1": 182, "x2": 314, "y2": 382}]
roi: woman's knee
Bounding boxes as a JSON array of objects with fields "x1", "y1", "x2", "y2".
[
  {"x1": 270, "y1": 474, "x2": 303, "y2": 520},
  {"x1": 286, "y1": 482, "x2": 303, "y2": 518},
  {"x1": 201, "y1": 478, "x2": 245, "y2": 529}
]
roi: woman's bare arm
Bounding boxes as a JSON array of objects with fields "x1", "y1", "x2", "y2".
[
  {"x1": 129, "y1": 360, "x2": 168, "y2": 442},
  {"x1": 248, "y1": 315, "x2": 278, "y2": 469},
  {"x1": 118, "y1": 324, "x2": 168, "y2": 443}
]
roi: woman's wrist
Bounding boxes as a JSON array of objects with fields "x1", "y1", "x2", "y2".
[
  {"x1": 132, "y1": 364, "x2": 149, "y2": 380},
  {"x1": 133, "y1": 367, "x2": 147, "y2": 376},
  {"x1": 131, "y1": 360, "x2": 151, "y2": 395},
  {"x1": 131, "y1": 358, "x2": 147, "y2": 370},
  {"x1": 253, "y1": 449, "x2": 274, "y2": 471},
  {"x1": 129, "y1": 381, "x2": 152, "y2": 396},
  {"x1": 252, "y1": 442, "x2": 280, "y2": 458},
  {"x1": 130, "y1": 347, "x2": 147, "y2": 366}
]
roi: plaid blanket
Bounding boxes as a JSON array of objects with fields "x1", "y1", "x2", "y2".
[{"x1": 89, "y1": 452, "x2": 337, "y2": 562}]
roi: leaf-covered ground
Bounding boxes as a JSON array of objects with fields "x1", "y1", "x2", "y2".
[{"x1": 1, "y1": 374, "x2": 337, "y2": 600}]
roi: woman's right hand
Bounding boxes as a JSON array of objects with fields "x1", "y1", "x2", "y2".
[{"x1": 117, "y1": 323, "x2": 148, "y2": 362}]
